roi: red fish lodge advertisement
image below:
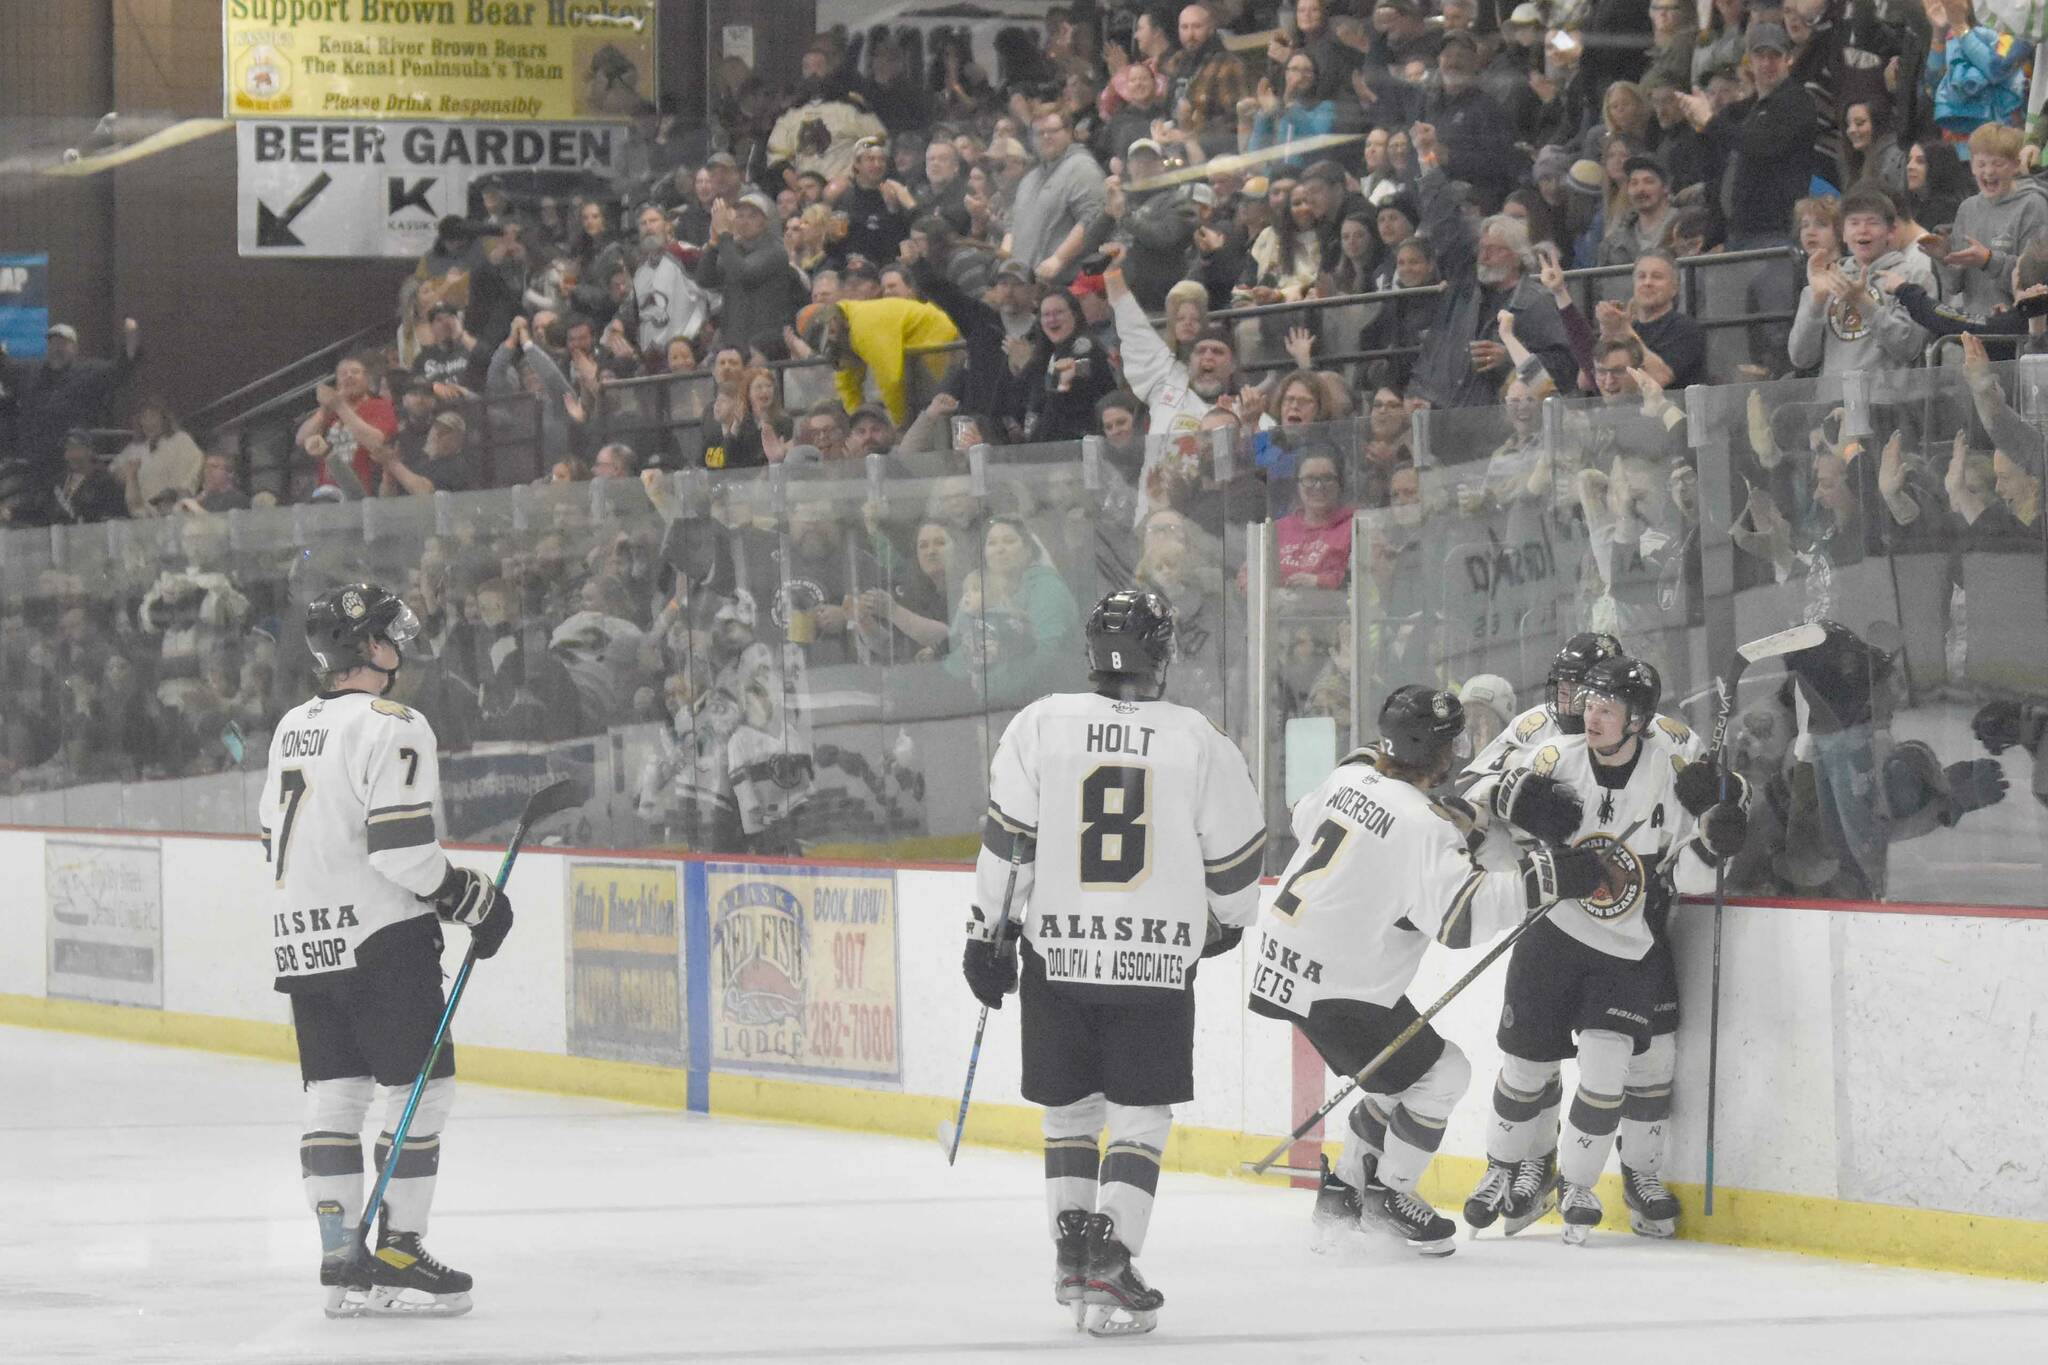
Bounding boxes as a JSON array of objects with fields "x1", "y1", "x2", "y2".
[
  {"x1": 705, "y1": 863, "x2": 901, "y2": 1084},
  {"x1": 566, "y1": 861, "x2": 683, "y2": 1066}
]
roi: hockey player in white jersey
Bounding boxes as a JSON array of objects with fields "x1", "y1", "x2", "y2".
[
  {"x1": 1461, "y1": 633, "x2": 1623, "y2": 791},
  {"x1": 1463, "y1": 657, "x2": 1746, "y2": 1244},
  {"x1": 261, "y1": 583, "x2": 514, "y2": 1317},
  {"x1": 1251, "y1": 685, "x2": 1615, "y2": 1254},
  {"x1": 961, "y1": 589, "x2": 1265, "y2": 1337}
]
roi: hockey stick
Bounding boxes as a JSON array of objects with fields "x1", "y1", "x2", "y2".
[
  {"x1": 1247, "y1": 820, "x2": 1644, "y2": 1177},
  {"x1": 352, "y1": 778, "x2": 586, "y2": 1263},
  {"x1": 1703, "y1": 675, "x2": 1733, "y2": 1217},
  {"x1": 939, "y1": 835, "x2": 1026, "y2": 1165}
]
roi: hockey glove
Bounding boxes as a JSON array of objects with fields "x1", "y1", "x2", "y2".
[
  {"x1": 424, "y1": 865, "x2": 501, "y2": 928},
  {"x1": 962, "y1": 932, "x2": 1019, "y2": 1010},
  {"x1": 1491, "y1": 769, "x2": 1584, "y2": 844},
  {"x1": 1674, "y1": 757, "x2": 1733, "y2": 817},
  {"x1": 1201, "y1": 912, "x2": 1245, "y2": 960},
  {"x1": 1697, "y1": 801, "x2": 1748, "y2": 859},
  {"x1": 469, "y1": 899, "x2": 515, "y2": 960},
  {"x1": 1523, "y1": 844, "x2": 1609, "y2": 908},
  {"x1": 1942, "y1": 759, "x2": 2008, "y2": 820}
]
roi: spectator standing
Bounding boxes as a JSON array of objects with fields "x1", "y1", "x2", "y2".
[
  {"x1": 413, "y1": 302, "x2": 483, "y2": 398},
  {"x1": 1409, "y1": 122, "x2": 1576, "y2": 408},
  {"x1": 1599, "y1": 249, "x2": 1709, "y2": 389},
  {"x1": 831, "y1": 137, "x2": 916, "y2": 268},
  {"x1": 822, "y1": 297, "x2": 962, "y2": 427},
  {"x1": 1788, "y1": 188, "x2": 1932, "y2": 376},
  {"x1": 1102, "y1": 62, "x2": 1173, "y2": 167},
  {"x1": 1104, "y1": 244, "x2": 1237, "y2": 446},
  {"x1": 1, "y1": 318, "x2": 140, "y2": 513},
  {"x1": 1597, "y1": 156, "x2": 1679, "y2": 266},
  {"x1": 1010, "y1": 112, "x2": 1109, "y2": 289},
  {"x1": 698, "y1": 191, "x2": 805, "y2": 355},
  {"x1": 1165, "y1": 3, "x2": 1249, "y2": 158},
  {"x1": 1265, "y1": 0, "x2": 1357, "y2": 103},
  {"x1": 1922, "y1": 0, "x2": 2033, "y2": 147},
  {"x1": 113, "y1": 398, "x2": 204, "y2": 517},
  {"x1": 1941, "y1": 123, "x2": 2048, "y2": 318},
  {"x1": 1000, "y1": 289, "x2": 1118, "y2": 444},
  {"x1": 1246, "y1": 51, "x2": 1336, "y2": 167},
  {"x1": 295, "y1": 355, "x2": 396, "y2": 497},
  {"x1": 1690, "y1": 23, "x2": 1818, "y2": 249},
  {"x1": 1421, "y1": 34, "x2": 1523, "y2": 210},
  {"x1": 1084, "y1": 145, "x2": 1198, "y2": 312},
  {"x1": 632, "y1": 207, "x2": 711, "y2": 358},
  {"x1": 486, "y1": 315, "x2": 574, "y2": 463}
]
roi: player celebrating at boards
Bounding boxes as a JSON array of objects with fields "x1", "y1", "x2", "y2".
[
  {"x1": 261, "y1": 583, "x2": 514, "y2": 1316},
  {"x1": 1462, "y1": 632, "x2": 1624, "y2": 787},
  {"x1": 1251, "y1": 686, "x2": 1615, "y2": 1254},
  {"x1": 961, "y1": 589, "x2": 1265, "y2": 1337},
  {"x1": 1464, "y1": 657, "x2": 1745, "y2": 1243}
]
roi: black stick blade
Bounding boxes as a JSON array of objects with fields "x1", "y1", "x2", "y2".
[{"x1": 520, "y1": 778, "x2": 587, "y2": 829}]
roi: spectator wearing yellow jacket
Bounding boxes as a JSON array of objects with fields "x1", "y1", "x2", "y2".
[{"x1": 823, "y1": 297, "x2": 961, "y2": 427}]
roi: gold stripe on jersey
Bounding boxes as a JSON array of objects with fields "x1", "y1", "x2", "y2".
[
  {"x1": 1204, "y1": 829, "x2": 1266, "y2": 895},
  {"x1": 1435, "y1": 869, "x2": 1487, "y2": 948}
]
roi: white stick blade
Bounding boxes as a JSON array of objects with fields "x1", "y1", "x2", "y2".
[{"x1": 1737, "y1": 622, "x2": 1826, "y2": 663}]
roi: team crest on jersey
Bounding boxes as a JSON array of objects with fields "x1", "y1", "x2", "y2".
[
  {"x1": 1571, "y1": 832, "x2": 1644, "y2": 920},
  {"x1": 1515, "y1": 712, "x2": 1545, "y2": 741},
  {"x1": 369, "y1": 698, "x2": 413, "y2": 721},
  {"x1": 340, "y1": 589, "x2": 366, "y2": 620},
  {"x1": 1113, "y1": 700, "x2": 1138, "y2": 714},
  {"x1": 1431, "y1": 693, "x2": 1451, "y2": 720}
]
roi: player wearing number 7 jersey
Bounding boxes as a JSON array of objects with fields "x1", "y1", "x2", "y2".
[
  {"x1": 962, "y1": 589, "x2": 1265, "y2": 1337},
  {"x1": 1250, "y1": 685, "x2": 1613, "y2": 1255},
  {"x1": 259, "y1": 583, "x2": 514, "y2": 1318}
]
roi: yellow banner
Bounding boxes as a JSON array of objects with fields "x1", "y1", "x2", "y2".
[
  {"x1": 223, "y1": 1, "x2": 657, "y2": 122},
  {"x1": 705, "y1": 863, "x2": 901, "y2": 1083},
  {"x1": 567, "y1": 861, "x2": 682, "y2": 1066}
]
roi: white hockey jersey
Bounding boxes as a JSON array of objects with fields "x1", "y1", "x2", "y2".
[
  {"x1": 1252, "y1": 752, "x2": 1534, "y2": 1016},
  {"x1": 258, "y1": 691, "x2": 453, "y2": 989},
  {"x1": 973, "y1": 691, "x2": 1266, "y2": 1001},
  {"x1": 1484, "y1": 715, "x2": 1716, "y2": 962},
  {"x1": 1460, "y1": 703, "x2": 1563, "y2": 790}
]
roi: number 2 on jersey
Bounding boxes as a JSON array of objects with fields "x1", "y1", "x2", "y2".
[
  {"x1": 1079, "y1": 763, "x2": 1151, "y2": 887},
  {"x1": 1270, "y1": 819, "x2": 1350, "y2": 922},
  {"x1": 274, "y1": 768, "x2": 309, "y2": 885}
]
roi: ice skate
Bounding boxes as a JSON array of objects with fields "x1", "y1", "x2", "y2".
[
  {"x1": 1622, "y1": 1164, "x2": 1679, "y2": 1238},
  {"x1": 1358, "y1": 1181, "x2": 1457, "y2": 1256},
  {"x1": 1463, "y1": 1158, "x2": 1515, "y2": 1233},
  {"x1": 1311, "y1": 1154, "x2": 1363, "y2": 1251},
  {"x1": 1558, "y1": 1181, "x2": 1603, "y2": 1246},
  {"x1": 314, "y1": 1199, "x2": 371, "y2": 1318},
  {"x1": 1053, "y1": 1209, "x2": 1090, "y2": 1329},
  {"x1": 1080, "y1": 1212, "x2": 1161, "y2": 1338},
  {"x1": 1501, "y1": 1151, "x2": 1559, "y2": 1237},
  {"x1": 366, "y1": 1228, "x2": 474, "y2": 1317}
]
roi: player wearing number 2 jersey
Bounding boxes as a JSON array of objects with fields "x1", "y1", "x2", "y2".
[
  {"x1": 962, "y1": 589, "x2": 1265, "y2": 1338},
  {"x1": 1252, "y1": 686, "x2": 1613, "y2": 1254},
  {"x1": 260, "y1": 583, "x2": 514, "y2": 1318}
]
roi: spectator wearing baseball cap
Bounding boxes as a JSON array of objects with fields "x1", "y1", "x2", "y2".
[
  {"x1": 0, "y1": 315, "x2": 141, "y2": 523},
  {"x1": 697, "y1": 186, "x2": 807, "y2": 356},
  {"x1": 1687, "y1": 20, "x2": 1818, "y2": 250},
  {"x1": 1596, "y1": 155, "x2": 1677, "y2": 266}
]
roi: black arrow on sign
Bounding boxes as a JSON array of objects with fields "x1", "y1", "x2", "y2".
[
  {"x1": 256, "y1": 172, "x2": 332, "y2": 248},
  {"x1": 388, "y1": 176, "x2": 437, "y2": 217}
]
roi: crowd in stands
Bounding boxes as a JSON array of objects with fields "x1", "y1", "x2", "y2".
[{"x1": 0, "y1": 0, "x2": 2043, "y2": 887}]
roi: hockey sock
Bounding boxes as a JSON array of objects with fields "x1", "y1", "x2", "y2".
[
  {"x1": 1489, "y1": 1056, "x2": 1562, "y2": 1163},
  {"x1": 1042, "y1": 1095, "x2": 1107, "y2": 1239},
  {"x1": 1620, "y1": 1034, "x2": 1676, "y2": 1175},
  {"x1": 1098, "y1": 1103, "x2": 1171, "y2": 1255},
  {"x1": 1558, "y1": 1030, "x2": 1632, "y2": 1189},
  {"x1": 301, "y1": 1077, "x2": 375, "y2": 1232},
  {"x1": 1340, "y1": 1096, "x2": 1389, "y2": 1188},
  {"x1": 374, "y1": 1076, "x2": 454, "y2": 1237},
  {"x1": 1375, "y1": 1044, "x2": 1471, "y2": 1196}
]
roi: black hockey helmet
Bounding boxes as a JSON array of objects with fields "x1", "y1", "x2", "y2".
[
  {"x1": 1086, "y1": 588, "x2": 1176, "y2": 690},
  {"x1": 1546, "y1": 631, "x2": 1623, "y2": 733},
  {"x1": 1579, "y1": 655, "x2": 1661, "y2": 734},
  {"x1": 1378, "y1": 684, "x2": 1470, "y2": 769},
  {"x1": 304, "y1": 583, "x2": 419, "y2": 675}
]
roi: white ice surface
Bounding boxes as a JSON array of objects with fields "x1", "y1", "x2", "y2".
[{"x1": 7, "y1": 1026, "x2": 2047, "y2": 1365}]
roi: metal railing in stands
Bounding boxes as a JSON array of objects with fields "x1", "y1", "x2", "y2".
[{"x1": 187, "y1": 315, "x2": 399, "y2": 439}]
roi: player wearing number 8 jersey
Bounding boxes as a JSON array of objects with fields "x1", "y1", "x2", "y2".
[
  {"x1": 962, "y1": 589, "x2": 1264, "y2": 1337},
  {"x1": 260, "y1": 583, "x2": 514, "y2": 1318},
  {"x1": 1251, "y1": 686, "x2": 1615, "y2": 1254}
]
